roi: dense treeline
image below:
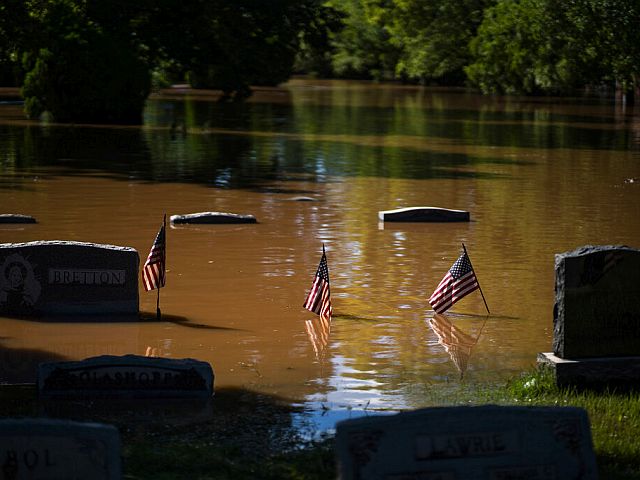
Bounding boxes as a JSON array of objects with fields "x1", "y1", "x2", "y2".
[{"x1": 1, "y1": 0, "x2": 638, "y2": 123}]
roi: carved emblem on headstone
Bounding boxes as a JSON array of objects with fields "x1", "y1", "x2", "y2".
[{"x1": 0, "y1": 253, "x2": 41, "y2": 315}]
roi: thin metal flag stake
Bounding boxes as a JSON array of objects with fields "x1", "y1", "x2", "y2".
[
  {"x1": 156, "y1": 213, "x2": 166, "y2": 320},
  {"x1": 462, "y1": 243, "x2": 490, "y2": 315}
]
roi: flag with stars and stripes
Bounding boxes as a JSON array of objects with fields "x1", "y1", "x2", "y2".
[
  {"x1": 303, "y1": 247, "x2": 332, "y2": 321},
  {"x1": 142, "y1": 221, "x2": 166, "y2": 291},
  {"x1": 429, "y1": 251, "x2": 479, "y2": 314}
]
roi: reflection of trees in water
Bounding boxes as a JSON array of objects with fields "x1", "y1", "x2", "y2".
[{"x1": 428, "y1": 313, "x2": 486, "y2": 379}]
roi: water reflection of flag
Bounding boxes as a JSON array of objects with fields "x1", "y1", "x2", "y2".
[
  {"x1": 143, "y1": 221, "x2": 166, "y2": 291},
  {"x1": 429, "y1": 251, "x2": 479, "y2": 314},
  {"x1": 303, "y1": 247, "x2": 332, "y2": 321},
  {"x1": 305, "y1": 315, "x2": 331, "y2": 359},
  {"x1": 429, "y1": 314, "x2": 481, "y2": 379}
]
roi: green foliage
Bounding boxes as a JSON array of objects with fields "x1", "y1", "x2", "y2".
[
  {"x1": 20, "y1": 0, "x2": 151, "y2": 123},
  {"x1": 389, "y1": 0, "x2": 494, "y2": 85},
  {"x1": 466, "y1": 0, "x2": 640, "y2": 95},
  {"x1": 326, "y1": 0, "x2": 400, "y2": 80}
]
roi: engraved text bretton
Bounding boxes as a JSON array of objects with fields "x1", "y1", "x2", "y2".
[{"x1": 48, "y1": 269, "x2": 125, "y2": 285}]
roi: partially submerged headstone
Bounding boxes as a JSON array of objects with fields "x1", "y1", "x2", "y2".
[
  {"x1": 288, "y1": 196, "x2": 317, "y2": 202},
  {"x1": 170, "y1": 211, "x2": 257, "y2": 224},
  {"x1": 336, "y1": 405, "x2": 597, "y2": 480},
  {"x1": 378, "y1": 207, "x2": 470, "y2": 222},
  {"x1": 0, "y1": 214, "x2": 36, "y2": 224},
  {"x1": 0, "y1": 241, "x2": 139, "y2": 316},
  {"x1": 538, "y1": 245, "x2": 640, "y2": 387},
  {"x1": 38, "y1": 354, "x2": 214, "y2": 399},
  {"x1": 0, "y1": 418, "x2": 121, "y2": 479}
]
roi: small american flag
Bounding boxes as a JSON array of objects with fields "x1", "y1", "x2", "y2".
[
  {"x1": 429, "y1": 251, "x2": 479, "y2": 314},
  {"x1": 143, "y1": 220, "x2": 166, "y2": 291},
  {"x1": 303, "y1": 247, "x2": 332, "y2": 321}
]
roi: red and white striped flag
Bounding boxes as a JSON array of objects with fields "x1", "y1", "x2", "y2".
[
  {"x1": 429, "y1": 251, "x2": 479, "y2": 314},
  {"x1": 303, "y1": 247, "x2": 332, "y2": 321},
  {"x1": 143, "y1": 221, "x2": 166, "y2": 291}
]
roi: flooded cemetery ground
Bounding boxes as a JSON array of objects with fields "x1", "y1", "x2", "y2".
[{"x1": 1, "y1": 79, "x2": 639, "y2": 437}]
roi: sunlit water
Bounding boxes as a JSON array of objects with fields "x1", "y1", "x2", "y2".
[{"x1": 1, "y1": 80, "x2": 639, "y2": 433}]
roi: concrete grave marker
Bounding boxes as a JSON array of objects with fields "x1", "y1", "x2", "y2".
[
  {"x1": 170, "y1": 211, "x2": 257, "y2": 224},
  {"x1": 38, "y1": 354, "x2": 214, "y2": 399},
  {"x1": 0, "y1": 241, "x2": 139, "y2": 316},
  {"x1": 539, "y1": 245, "x2": 640, "y2": 387},
  {"x1": 0, "y1": 418, "x2": 121, "y2": 480},
  {"x1": 336, "y1": 405, "x2": 597, "y2": 480},
  {"x1": 378, "y1": 207, "x2": 470, "y2": 223}
]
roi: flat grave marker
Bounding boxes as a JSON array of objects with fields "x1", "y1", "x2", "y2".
[
  {"x1": 336, "y1": 405, "x2": 597, "y2": 480},
  {"x1": 0, "y1": 241, "x2": 139, "y2": 316},
  {"x1": 0, "y1": 418, "x2": 121, "y2": 480},
  {"x1": 38, "y1": 354, "x2": 214, "y2": 399},
  {"x1": 378, "y1": 207, "x2": 470, "y2": 223},
  {"x1": 170, "y1": 211, "x2": 257, "y2": 224}
]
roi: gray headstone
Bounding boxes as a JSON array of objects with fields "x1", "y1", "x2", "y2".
[
  {"x1": 0, "y1": 214, "x2": 36, "y2": 224},
  {"x1": 378, "y1": 207, "x2": 470, "y2": 222},
  {"x1": 0, "y1": 241, "x2": 139, "y2": 316},
  {"x1": 38, "y1": 354, "x2": 214, "y2": 399},
  {"x1": 336, "y1": 406, "x2": 597, "y2": 480},
  {"x1": 553, "y1": 245, "x2": 640, "y2": 358},
  {"x1": 0, "y1": 418, "x2": 121, "y2": 480},
  {"x1": 170, "y1": 212, "x2": 257, "y2": 224}
]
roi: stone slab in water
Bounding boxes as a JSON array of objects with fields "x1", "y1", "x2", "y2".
[
  {"x1": 538, "y1": 352, "x2": 640, "y2": 389},
  {"x1": 553, "y1": 245, "x2": 640, "y2": 358},
  {"x1": 0, "y1": 418, "x2": 121, "y2": 479},
  {"x1": 378, "y1": 207, "x2": 470, "y2": 222},
  {"x1": 38, "y1": 354, "x2": 214, "y2": 399},
  {"x1": 170, "y1": 211, "x2": 257, "y2": 224},
  {"x1": 0, "y1": 241, "x2": 139, "y2": 316},
  {"x1": 0, "y1": 214, "x2": 36, "y2": 224},
  {"x1": 336, "y1": 405, "x2": 597, "y2": 480}
]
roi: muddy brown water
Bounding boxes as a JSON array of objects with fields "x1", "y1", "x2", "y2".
[{"x1": 1, "y1": 79, "x2": 639, "y2": 429}]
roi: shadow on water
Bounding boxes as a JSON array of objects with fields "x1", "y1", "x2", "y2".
[
  {"x1": 0, "y1": 311, "x2": 242, "y2": 331},
  {"x1": 0, "y1": 343, "x2": 67, "y2": 384}
]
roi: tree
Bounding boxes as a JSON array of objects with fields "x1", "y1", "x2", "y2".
[
  {"x1": 325, "y1": 0, "x2": 401, "y2": 80},
  {"x1": 466, "y1": 0, "x2": 640, "y2": 97},
  {"x1": 0, "y1": 0, "x2": 30, "y2": 86},
  {"x1": 388, "y1": 0, "x2": 494, "y2": 85},
  {"x1": 21, "y1": 0, "x2": 152, "y2": 123}
]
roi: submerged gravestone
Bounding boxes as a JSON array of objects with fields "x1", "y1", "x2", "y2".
[
  {"x1": 0, "y1": 241, "x2": 139, "y2": 316},
  {"x1": 170, "y1": 212, "x2": 257, "y2": 224},
  {"x1": 336, "y1": 405, "x2": 597, "y2": 480},
  {"x1": 378, "y1": 207, "x2": 470, "y2": 223},
  {"x1": 0, "y1": 214, "x2": 36, "y2": 224},
  {"x1": 538, "y1": 245, "x2": 640, "y2": 387},
  {"x1": 0, "y1": 418, "x2": 121, "y2": 479},
  {"x1": 38, "y1": 354, "x2": 214, "y2": 399}
]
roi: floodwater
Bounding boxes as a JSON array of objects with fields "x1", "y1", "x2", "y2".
[{"x1": 1, "y1": 79, "x2": 639, "y2": 429}]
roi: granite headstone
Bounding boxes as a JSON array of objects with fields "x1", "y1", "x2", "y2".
[
  {"x1": 0, "y1": 418, "x2": 121, "y2": 479},
  {"x1": 0, "y1": 241, "x2": 139, "y2": 316},
  {"x1": 38, "y1": 354, "x2": 214, "y2": 399},
  {"x1": 336, "y1": 405, "x2": 597, "y2": 480},
  {"x1": 538, "y1": 244, "x2": 640, "y2": 387},
  {"x1": 552, "y1": 245, "x2": 640, "y2": 358}
]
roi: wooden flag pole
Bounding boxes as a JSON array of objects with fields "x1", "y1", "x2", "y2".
[
  {"x1": 462, "y1": 243, "x2": 490, "y2": 315},
  {"x1": 157, "y1": 214, "x2": 166, "y2": 320}
]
